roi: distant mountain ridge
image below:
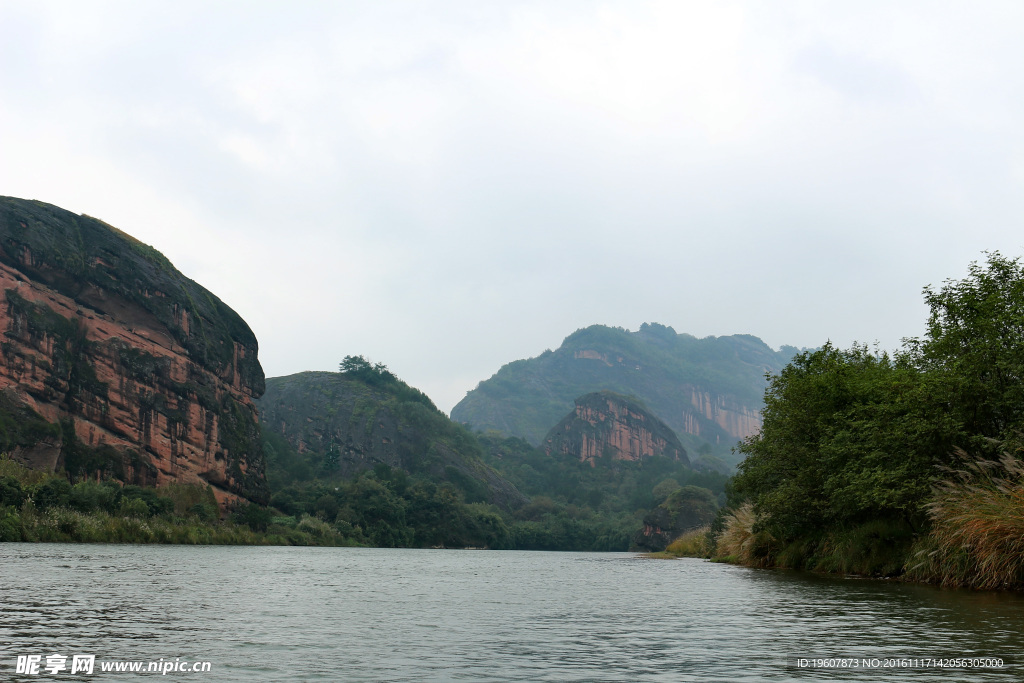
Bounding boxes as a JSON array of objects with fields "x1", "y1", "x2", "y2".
[{"x1": 452, "y1": 323, "x2": 802, "y2": 465}]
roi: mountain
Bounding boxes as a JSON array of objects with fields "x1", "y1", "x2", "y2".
[
  {"x1": 452, "y1": 322, "x2": 801, "y2": 466},
  {"x1": 543, "y1": 391, "x2": 689, "y2": 467},
  {"x1": 256, "y1": 369, "x2": 526, "y2": 510},
  {"x1": 0, "y1": 197, "x2": 267, "y2": 507}
]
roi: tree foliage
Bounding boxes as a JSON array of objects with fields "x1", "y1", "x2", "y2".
[
  {"x1": 911, "y1": 251, "x2": 1024, "y2": 449},
  {"x1": 730, "y1": 252, "x2": 1024, "y2": 571},
  {"x1": 339, "y1": 355, "x2": 436, "y2": 410}
]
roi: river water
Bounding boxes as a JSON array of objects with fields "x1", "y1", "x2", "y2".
[{"x1": 2, "y1": 544, "x2": 1021, "y2": 681}]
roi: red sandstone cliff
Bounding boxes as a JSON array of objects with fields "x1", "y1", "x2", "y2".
[
  {"x1": 0, "y1": 197, "x2": 267, "y2": 508},
  {"x1": 543, "y1": 391, "x2": 689, "y2": 467}
]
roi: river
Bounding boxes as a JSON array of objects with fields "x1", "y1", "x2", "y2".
[{"x1": 2, "y1": 544, "x2": 1021, "y2": 681}]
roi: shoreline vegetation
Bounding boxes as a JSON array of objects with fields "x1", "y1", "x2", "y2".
[
  {"x1": 653, "y1": 448, "x2": 1024, "y2": 592},
  {"x1": 0, "y1": 456, "x2": 360, "y2": 547},
  {"x1": 674, "y1": 252, "x2": 1024, "y2": 591}
]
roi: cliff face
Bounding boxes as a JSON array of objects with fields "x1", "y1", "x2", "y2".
[
  {"x1": 257, "y1": 371, "x2": 526, "y2": 510},
  {"x1": 685, "y1": 388, "x2": 762, "y2": 441},
  {"x1": 543, "y1": 391, "x2": 689, "y2": 467},
  {"x1": 0, "y1": 197, "x2": 267, "y2": 506}
]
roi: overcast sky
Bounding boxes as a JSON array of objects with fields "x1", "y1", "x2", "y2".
[{"x1": 2, "y1": 1, "x2": 1023, "y2": 413}]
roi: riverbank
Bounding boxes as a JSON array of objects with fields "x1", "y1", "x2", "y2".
[
  {"x1": 648, "y1": 487, "x2": 1023, "y2": 593},
  {"x1": 704, "y1": 491, "x2": 1024, "y2": 591},
  {"x1": 0, "y1": 456, "x2": 360, "y2": 547}
]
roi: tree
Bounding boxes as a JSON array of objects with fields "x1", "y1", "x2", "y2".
[
  {"x1": 732, "y1": 252, "x2": 1024, "y2": 555},
  {"x1": 909, "y1": 251, "x2": 1024, "y2": 450},
  {"x1": 339, "y1": 355, "x2": 397, "y2": 387},
  {"x1": 732, "y1": 343, "x2": 950, "y2": 542}
]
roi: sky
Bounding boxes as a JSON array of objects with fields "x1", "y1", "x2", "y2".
[{"x1": 2, "y1": 1, "x2": 1023, "y2": 414}]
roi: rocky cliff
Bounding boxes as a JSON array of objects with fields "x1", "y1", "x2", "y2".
[
  {"x1": 543, "y1": 391, "x2": 689, "y2": 467},
  {"x1": 453, "y1": 323, "x2": 803, "y2": 466},
  {"x1": 257, "y1": 371, "x2": 526, "y2": 510},
  {"x1": 0, "y1": 197, "x2": 267, "y2": 507}
]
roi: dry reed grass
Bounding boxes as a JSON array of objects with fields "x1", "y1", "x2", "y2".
[
  {"x1": 664, "y1": 525, "x2": 712, "y2": 557},
  {"x1": 911, "y1": 449, "x2": 1024, "y2": 589},
  {"x1": 713, "y1": 503, "x2": 774, "y2": 566}
]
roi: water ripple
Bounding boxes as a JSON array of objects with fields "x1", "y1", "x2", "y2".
[{"x1": 1, "y1": 545, "x2": 1022, "y2": 682}]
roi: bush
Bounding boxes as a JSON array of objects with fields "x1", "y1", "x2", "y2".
[
  {"x1": 34, "y1": 479, "x2": 72, "y2": 510},
  {"x1": 0, "y1": 506, "x2": 21, "y2": 542},
  {"x1": 0, "y1": 476, "x2": 26, "y2": 508},
  {"x1": 233, "y1": 503, "x2": 271, "y2": 532},
  {"x1": 69, "y1": 481, "x2": 121, "y2": 514},
  {"x1": 297, "y1": 515, "x2": 332, "y2": 537},
  {"x1": 120, "y1": 498, "x2": 150, "y2": 518}
]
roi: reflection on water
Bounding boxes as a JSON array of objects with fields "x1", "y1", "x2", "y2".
[{"x1": 2, "y1": 545, "x2": 1021, "y2": 681}]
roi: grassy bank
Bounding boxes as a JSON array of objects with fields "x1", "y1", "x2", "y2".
[{"x1": 0, "y1": 456, "x2": 361, "y2": 547}]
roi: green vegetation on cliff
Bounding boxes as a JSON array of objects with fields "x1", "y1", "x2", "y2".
[
  {"x1": 257, "y1": 360, "x2": 528, "y2": 548},
  {"x1": 258, "y1": 362, "x2": 522, "y2": 508},
  {"x1": 721, "y1": 252, "x2": 1024, "y2": 589},
  {"x1": 476, "y1": 431, "x2": 727, "y2": 551},
  {"x1": 452, "y1": 323, "x2": 801, "y2": 466}
]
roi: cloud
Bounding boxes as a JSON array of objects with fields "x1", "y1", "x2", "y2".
[{"x1": 2, "y1": 1, "x2": 1023, "y2": 412}]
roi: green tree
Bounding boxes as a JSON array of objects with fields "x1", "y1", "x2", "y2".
[
  {"x1": 909, "y1": 251, "x2": 1024, "y2": 450},
  {"x1": 339, "y1": 355, "x2": 397, "y2": 386},
  {"x1": 233, "y1": 502, "x2": 271, "y2": 532},
  {"x1": 733, "y1": 344, "x2": 950, "y2": 543}
]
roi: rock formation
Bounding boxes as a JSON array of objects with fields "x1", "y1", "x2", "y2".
[
  {"x1": 543, "y1": 391, "x2": 689, "y2": 466},
  {"x1": 0, "y1": 197, "x2": 267, "y2": 507}
]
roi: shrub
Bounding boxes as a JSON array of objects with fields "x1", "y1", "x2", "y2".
[
  {"x1": 0, "y1": 476, "x2": 26, "y2": 508},
  {"x1": 69, "y1": 481, "x2": 121, "y2": 514},
  {"x1": 120, "y1": 498, "x2": 151, "y2": 518},
  {"x1": 297, "y1": 515, "x2": 332, "y2": 537},
  {"x1": 0, "y1": 506, "x2": 21, "y2": 542},
  {"x1": 34, "y1": 479, "x2": 72, "y2": 510},
  {"x1": 233, "y1": 502, "x2": 271, "y2": 532},
  {"x1": 815, "y1": 519, "x2": 915, "y2": 576}
]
